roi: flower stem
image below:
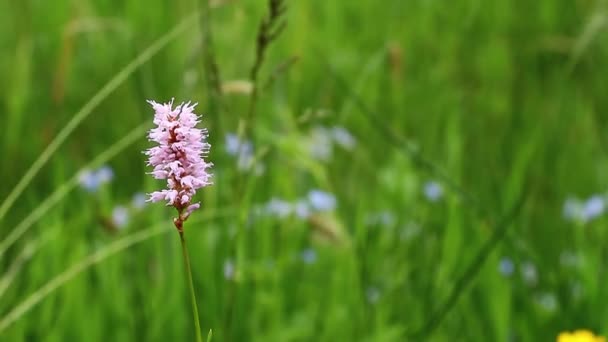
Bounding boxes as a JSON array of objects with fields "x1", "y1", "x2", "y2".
[{"x1": 179, "y1": 230, "x2": 203, "y2": 342}]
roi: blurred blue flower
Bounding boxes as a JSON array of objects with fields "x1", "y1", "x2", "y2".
[
  {"x1": 581, "y1": 195, "x2": 605, "y2": 222},
  {"x1": 78, "y1": 169, "x2": 99, "y2": 192},
  {"x1": 294, "y1": 200, "x2": 312, "y2": 219},
  {"x1": 225, "y1": 133, "x2": 263, "y2": 174},
  {"x1": 111, "y1": 206, "x2": 129, "y2": 229},
  {"x1": 236, "y1": 141, "x2": 254, "y2": 170},
  {"x1": 96, "y1": 165, "x2": 114, "y2": 183},
  {"x1": 308, "y1": 126, "x2": 356, "y2": 159},
  {"x1": 498, "y1": 257, "x2": 515, "y2": 277},
  {"x1": 563, "y1": 194, "x2": 606, "y2": 223},
  {"x1": 132, "y1": 192, "x2": 147, "y2": 210},
  {"x1": 308, "y1": 190, "x2": 336, "y2": 211},
  {"x1": 331, "y1": 126, "x2": 356, "y2": 150},
  {"x1": 265, "y1": 198, "x2": 293, "y2": 218},
  {"x1": 78, "y1": 165, "x2": 114, "y2": 193},
  {"x1": 423, "y1": 181, "x2": 443, "y2": 202},
  {"x1": 309, "y1": 126, "x2": 333, "y2": 161},
  {"x1": 365, "y1": 211, "x2": 396, "y2": 227},
  {"x1": 258, "y1": 191, "x2": 336, "y2": 221},
  {"x1": 536, "y1": 292, "x2": 558, "y2": 312},
  {"x1": 301, "y1": 248, "x2": 317, "y2": 264},
  {"x1": 225, "y1": 133, "x2": 241, "y2": 156},
  {"x1": 521, "y1": 261, "x2": 538, "y2": 286},
  {"x1": 224, "y1": 259, "x2": 235, "y2": 280},
  {"x1": 563, "y1": 196, "x2": 582, "y2": 220}
]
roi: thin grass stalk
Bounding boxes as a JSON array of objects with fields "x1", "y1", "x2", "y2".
[
  {"x1": 0, "y1": 239, "x2": 41, "y2": 299},
  {"x1": 236, "y1": 0, "x2": 287, "y2": 143},
  {"x1": 199, "y1": 0, "x2": 222, "y2": 116}
]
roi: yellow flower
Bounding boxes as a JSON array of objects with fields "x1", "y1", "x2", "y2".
[{"x1": 558, "y1": 330, "x2": 605, "y2": 342}]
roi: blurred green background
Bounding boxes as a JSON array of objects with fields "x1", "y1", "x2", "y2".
[{"x1": 1, "y1": 0, "x2": 608, "y2": 341}]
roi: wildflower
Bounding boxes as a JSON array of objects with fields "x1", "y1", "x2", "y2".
[
  {"x1": 308, "y1": 125, "x2": 356, "y2": 160},
  {"x1": 307, "y1": 190, "x2": 336, "y2": 211},
  {"x1": 331, "y1": 126, "x2": 356, "y2": 150},
  {"x1": 423, "y1": 181, "x2": 443, "y2": 202},
  {"x1": 257, "y1": 191, "x2": 336, "y2": 221},
  {"x1": 521, "y1": 261, "x2": 538, "y2": 286},
  {"x1": 498, "y1": 257, "x2": 515, "y2": 277},
  {"x1": 365, "y1": 211, "x2": 396, "y2": 227},
  {"x1": 96, "y1": 166, "x2": 114, "y2": 183},
  {"x1": 557, "y1": 330, "x2": 605, "y2": 342},
  {"x1": 536, "y1": 292, "x2": 558, "y2": 312},
  {"x1": 300, "y1": 248, "x2": 317, "y2": 264},
  {"x1": 224, "y1": 133, "x2": 263, "y2": 174},
  {"x1": 223, "y1": 259, "x2": 235, "y2": 280},
  {"x1": 132, "y1": 192, "x2": 147, "y2": 210},
  {"x1": 236, "y1": 142, "x2": 254, "y2": 170},
  {"x1": 144, "y1": 99, "x2": 212, "y2": 231},
  {"x1": 225, "y1": 133, "x2": 241, "y2": 156},
  {"x1": 294, "y1": 199, "x2": 312, "y2": 219},
  {"x1": 78, "y1": 165, "x2": 114, "y2": 193},
  {"x1": 563, "y1": 197, "x2": 583, "y2": 220},
  {"x1": 564, "y1": 195, "x2": 606, "y2": 223},
  {"x1": 376, "y1": 211, "x2": 396, "y2": 226},
  {"x1": 265, "y1": 198, "x2": 293, "y2": 218},
  {"x1": 230, "y1": 136, "x2": 253, "y2": 168},
  {"x1": 111, "y1": 206, "x2": 129, "y2": 229},
  {"x1": 308, "y1": 126, "x2": 333, "y2": 161},
  {"x1": 78, "y1": 169, "x2": 99, "y2": 192},
  {"x1": 581, "y1": 195, "x2": 605, "y2": 222}
]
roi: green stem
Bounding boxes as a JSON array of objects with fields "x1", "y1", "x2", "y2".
[{"x1": 179, "y1": 230, "x2": 203, "y2": 342}]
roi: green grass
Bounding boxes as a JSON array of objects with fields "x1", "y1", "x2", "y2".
[{"x1": 1, "y1": 0, "x2": 608, "y2": 341}]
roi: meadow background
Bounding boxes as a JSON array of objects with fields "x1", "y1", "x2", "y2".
[{"x1": 1, "y1": 0, "x2": 608, "y2": 341}]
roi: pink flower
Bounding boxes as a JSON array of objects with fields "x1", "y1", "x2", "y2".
[{"x1": 144, "y1": 99, "x2": 212, "y2": 229}]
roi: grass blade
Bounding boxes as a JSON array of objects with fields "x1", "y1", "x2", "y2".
[{"x1": 0, "y1": 239, "x2": 41, "y2": 299}]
